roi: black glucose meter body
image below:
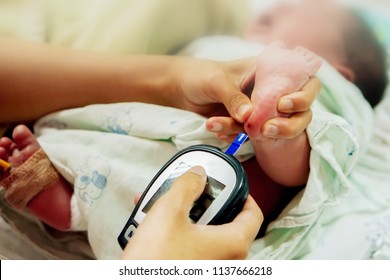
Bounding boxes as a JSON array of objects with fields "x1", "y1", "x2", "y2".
[{"x1": 118, "y1": 133, "x2": 249, "y2": 249}]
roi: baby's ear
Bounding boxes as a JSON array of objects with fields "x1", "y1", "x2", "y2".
[{"x1": 333, "y1": 63, "x2": 356, "y2": 82}]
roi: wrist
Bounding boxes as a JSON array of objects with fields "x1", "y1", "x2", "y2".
[
  {"x1": 97, "y1": 55, "x2": 178, "y2": 107},
  {"x1": 165, "y1": 57, "x2": 189, "y2": 110}
]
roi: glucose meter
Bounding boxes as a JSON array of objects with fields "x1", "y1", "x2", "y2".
[{"x1": 118, "y1": 133, "x2": 249, "y2": 249}]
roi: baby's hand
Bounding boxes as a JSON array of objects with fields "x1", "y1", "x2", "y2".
[{"x1": 206, "y1": 77, "x2": 320, "y2": 141}]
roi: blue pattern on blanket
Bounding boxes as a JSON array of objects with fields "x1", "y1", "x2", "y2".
[
  {"x1": 75, "y1": 155, "x2": 111, "y2": 207},
  {"x1": 81, "y1": 171, "x2": 107, "y2": 189},
  {"x1": 104, "y1": 109, "x2": 133, "y2": 135}
]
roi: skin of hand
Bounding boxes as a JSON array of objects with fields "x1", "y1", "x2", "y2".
[
  {"x1": 206, "y1": 77, "x2": 321, "y2": 141},
  {"x1": 173, "y1": 58, "x2": 257, "y2": 124},
  {"x1": 122, "y1": 166, "x2": 263, "y2": 260}
]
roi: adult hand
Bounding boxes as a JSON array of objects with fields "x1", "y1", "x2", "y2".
[
  {"x1": 0, "y1": 38, "x2": 255, "y2": 123},
  {"x1": 122, "y1": 166, "x2": 263, "y2": 260},
  {"x1": 206, "y1": 77, "x2": 321, "y2": 141},
  {"x1": 175, "y1": 58, "x2": 256, "y2": 123}
]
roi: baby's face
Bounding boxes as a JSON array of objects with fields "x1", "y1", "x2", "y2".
[{"x1": 244, "y1": 0, "x2": 348, "y2": 64}]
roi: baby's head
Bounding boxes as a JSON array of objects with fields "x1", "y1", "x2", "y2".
[{"x1": 245, "y1": 0, "x2": 388, "y2": 107}]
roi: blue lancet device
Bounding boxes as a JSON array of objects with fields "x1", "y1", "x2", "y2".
[{"x1": 225, "y1": 132, "x2": 249, "y2": 156}]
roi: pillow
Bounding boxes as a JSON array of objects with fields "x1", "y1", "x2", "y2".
[
  {"x1": 359, "y1": 7, "x2": 390, "y2": 49},
  {"x1": 355, "y1": 2, "x2": 390, "y2": 69}
]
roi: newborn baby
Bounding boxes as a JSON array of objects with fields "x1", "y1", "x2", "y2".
[{"x1": 0, "y1": 0, "x2": 387, "y2": 248}]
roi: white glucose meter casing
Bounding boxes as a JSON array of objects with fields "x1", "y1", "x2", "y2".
[{"x1": 118, "y1": 145, "x2": 249, "y2": 249}]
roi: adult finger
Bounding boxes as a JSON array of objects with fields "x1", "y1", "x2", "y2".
[
  {"x1": 223, "y1": 195, "x2": 263, "y2": 242},
  {"x1": 214, "y1": 82, "x2": 253, "y2": 123},
  {"x1": 278, "y1": 77, "x2": 321, "y2": 114},
  {"x1": 161, "y1": 166, "x2": 207, "y2": 213},
  {"x1": 208, "y1": 66, "x2": 254, "y2": 123},
  {"x1": 263, "y1": 110, "x2": 313, "y2": 139},
  {"x1": 206, "y1": 116, "x2": 243, "y2": 135},
  {"x1": 204, "y1": 195, "x2": 263, "y2": 259}
]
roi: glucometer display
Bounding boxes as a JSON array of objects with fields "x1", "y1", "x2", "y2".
[
  {"x1": 189, "y1": 176, "x2": 226, "y2": 222},
  {"x1": 142, "y1": 162, "x2": 226, "y2": 222},
  {"x1": 118, "y1": 142, "x2": 250, "y2": 250}
]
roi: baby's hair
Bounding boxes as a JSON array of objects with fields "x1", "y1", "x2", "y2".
[{"x1": 343, "y1": 10, "x2": 388, "y2": 108}]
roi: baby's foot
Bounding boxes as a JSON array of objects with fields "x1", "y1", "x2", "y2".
[
  {"x1": 0, "y1": 125, "x2": 72, "y2": 231},
  {"x1": 245, "y1": 41, "x2": 322, "y2": 139},
  {"x1": 0, "y1": 126, "x2": 41, "y2": 169}
]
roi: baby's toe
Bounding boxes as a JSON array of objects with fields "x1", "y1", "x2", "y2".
[
  {"x1": 295, "y1": 46, "x2": 322, "y2": 73},
  {"x1": 269, "y1": 40, "x2": 287, "y2": 50},
  {"x1": 306, "y1": 52, "x2": 323, "y2": 73},
  {"x1": 12, "y1": 125, "x2": 40, "y2": 151},
  {"x1": 0, "y1": 137, "x2": 16, "y2": 154},
  {"x1": 294, "y1": 46, "x2": 310, "y2": 56},
  {"x1": 0, "y1": 147, "x2": 9, "y2": 161},
  {"x1": 295, "y1": 46, "x2": 316, "y2": 62}
]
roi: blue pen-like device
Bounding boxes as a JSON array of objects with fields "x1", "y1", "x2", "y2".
[
  {"x1": 225, "y1": 132, "x2": 249, "y2": 156},
  {"x1": 118, "y1": 133, "x2": 249, "y2": 249}
]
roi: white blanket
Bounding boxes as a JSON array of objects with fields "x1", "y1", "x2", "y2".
[{"x1": 33, "y1": 37, "x2": 375, "y2": 259}]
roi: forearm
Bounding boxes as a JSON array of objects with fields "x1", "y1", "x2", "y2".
[
  {"x1": 0, "y1": 38, "x2": 179, "y2": 123},
  {"x1": 253, "y1": 132, "x2": 310, "y2": 187}
]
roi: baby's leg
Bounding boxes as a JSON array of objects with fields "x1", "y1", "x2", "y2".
[
  {"x1": 245, "y1": 42, "x2": 322, "y2": 139},
  {"x1": 0, "y1": 125, "x2": 72, "y2": 231}
]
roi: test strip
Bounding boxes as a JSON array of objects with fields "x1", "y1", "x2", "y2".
[
  {"x1": 225, "y1": 132, "x2": 249, "y2": 156},
  {"x1": 0, "y1": 159, "x2": 11, "y2": 172}
]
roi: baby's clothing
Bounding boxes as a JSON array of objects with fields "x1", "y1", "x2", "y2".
[{"x1": 30, "y1": 36, "x2": 374, "y2": 259}]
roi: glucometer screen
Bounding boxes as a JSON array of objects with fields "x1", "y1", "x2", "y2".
[
  {"x1": 142, "y1": 162, "x2": 226, "y2": 221},
  {"x1": 189, "y1": 176, "x2": 226, "y2": 222}
]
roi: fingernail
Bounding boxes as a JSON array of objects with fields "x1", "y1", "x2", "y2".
[
  {"x1": 188, "y1": 166, "x2": 206, "y2": 177},
  {"x1": 210, "y1": 122, "x2": 223, "y2": 132},
  {"x1": 279, "y1": 99, "x2": 294, "y2": 110},
  {"x1": 263, "y1": 124, "x2": 279, "y2": 138},
  {"x1": 237, "y1": 104, "x2": 252, "y2": 121}
]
